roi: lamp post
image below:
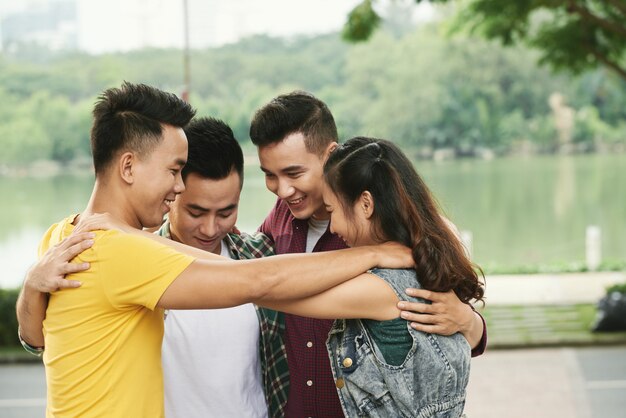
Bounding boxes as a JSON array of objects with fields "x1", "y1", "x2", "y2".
[{"x1": 182, "y1": 0, "x2": 190, "y2": 102}]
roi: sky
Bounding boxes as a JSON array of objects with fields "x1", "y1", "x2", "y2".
[
  {"x1": 0, "y1": 0, "x2": 434, "y2": 53},
  {"x1": 0, "y1": 0, "x2": 359, "y2": 53}
]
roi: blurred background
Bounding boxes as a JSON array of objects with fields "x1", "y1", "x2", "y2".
[{"x1": 0, "y1": 1, "x2": 624, "y2": 417}]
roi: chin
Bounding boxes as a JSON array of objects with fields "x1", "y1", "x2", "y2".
[{"x1": 290, "y1": 206, "x2": 314, "y2": 220}]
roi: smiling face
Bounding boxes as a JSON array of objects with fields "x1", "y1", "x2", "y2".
[
  {"x1": 258, "y1": 132, "x2": 333, "y2": 220},
  {"x1": 129, "y1": 124, "x2": 188, "y2": 229},
  {"x1": 168, "y1": 170, "x2": 241, "y2": 254},
  {"x1": 322, "y1": 185, "x2": 375, "y2": 248}
]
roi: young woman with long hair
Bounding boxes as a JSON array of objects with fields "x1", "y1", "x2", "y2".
[{"x1": 265, "y1": 136, "x2": 485, "y2": 417}]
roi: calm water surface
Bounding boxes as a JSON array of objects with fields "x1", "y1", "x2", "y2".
[{"x1": 1, "y1": 154, "x2": 624, "y2": 288}]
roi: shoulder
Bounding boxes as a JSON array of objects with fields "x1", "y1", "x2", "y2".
[
  {"x1": 38, "y1": 214, "x2": 79, "y2": 255},
  {"x1": 259, "y1": 198, "x2": 294, "y2": 236},
  {"x1": 96, "y1": 230, "x2": 172, "y2": 256},
  {"x1": 369, "y1": 268, "x2": 421, "y2": 288},
  {"x1": 269, "y1": 198, "x2": 293, "y2": 223},
  {"x1": 227, "y1": 231, "x2": 274, "y2": 259},
  {"x1": 369, "y1": 268, "x2": 416, "y2": 279}
]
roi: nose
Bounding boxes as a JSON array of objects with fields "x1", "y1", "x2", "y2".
[
  {"x1": 199, "y1": 216, "x2": 218, "y2": 238},
  {"x1": 174, "y1": 171, "x2": 185, "y2": 194},
  {"x1": 276, "y1": 178, "x2": 295, "y2": 199}
]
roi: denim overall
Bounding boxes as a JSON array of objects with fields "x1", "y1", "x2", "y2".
[{"x1": 326, "y1": 268, "x2": 471, "y2": 417}]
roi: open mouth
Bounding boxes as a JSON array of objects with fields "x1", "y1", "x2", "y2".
[{"x1": 287, "y1": 196, "x2": 305, "y2": 207}]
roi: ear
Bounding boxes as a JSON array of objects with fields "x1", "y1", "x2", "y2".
[
  {"x1": 360, "y1": 191, "x2": 375, "y2": 219},
  {"x1": 119, "y1": 152, "x2": 136, "y2": 185},
  {"x1": 322, "y1": 141, "x2": 339, "y2": 161}
]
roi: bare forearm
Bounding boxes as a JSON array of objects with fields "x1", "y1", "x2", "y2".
[
  {"x1": 249, "y1": 246, "x2": 380, "y2": 302},
  {"x1": 16, "y1": 286, "x2": 47, "y2": 348},
  {"x1": 159, "y1": 242, "x2": 410, "y2": 309}
]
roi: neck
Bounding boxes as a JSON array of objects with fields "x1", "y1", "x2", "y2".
[
  {"x1": 81, "y1": 178, "x2": 141, "y2": 229},
  {"x1": 311, "y1": 206, "x2": 331, "y2": 221}
]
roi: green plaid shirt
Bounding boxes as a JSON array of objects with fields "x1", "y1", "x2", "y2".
[{"x1": 158, "y1": 221, "x2": 289, "y2": 418}]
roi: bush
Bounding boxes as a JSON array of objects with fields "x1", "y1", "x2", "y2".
[
  {"x1": 606, "y1": 282, "x2": 626, "y2": 294},
  {"x1": 0, "y1": 289, "x2": 20, "y2": 347}
]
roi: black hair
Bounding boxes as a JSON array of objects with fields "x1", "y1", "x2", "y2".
[
  {"x1": 90, "y1": 81, "x2": 196, "y2": 175},
  {"x1": 324, "y1": 136, "x2": 484, "y2": 303},
  {"x1": 182, "y1": 117, "x2": 244, "y2": 187},
  {"x1": 249, "y1": 90, "x2": 338, "y2": 155}
]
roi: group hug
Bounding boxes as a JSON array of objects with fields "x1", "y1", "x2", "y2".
[{"x1": 16, "y1": 82, "x2": 486, "y2": 417}]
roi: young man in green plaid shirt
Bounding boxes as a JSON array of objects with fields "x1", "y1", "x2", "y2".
[{"x1": 155, "y1": 117, "x2": 288, "y2": 418}]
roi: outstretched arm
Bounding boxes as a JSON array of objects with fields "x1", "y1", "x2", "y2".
[
  {"x1": 16, "y1": 232, "x2": 94, "y2": 349},
  {"x1": 157, "y1": 242, "x2": 412, "y2": 310},
  {"x1": 397, "y1": 288, "x2": 486, "y2": 353},
  {"x1": 259, "y1": 272, "x2": 400, "y2": 320}
]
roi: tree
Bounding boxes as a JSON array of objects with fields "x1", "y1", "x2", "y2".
[{"x1": 343, "y1": 0, "x2": 626, "y2": 81}]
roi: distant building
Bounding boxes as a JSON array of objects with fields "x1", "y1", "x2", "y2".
[
  {"x1": 1, "y1": 0, "x2": 78, "y2": 52},
  {"x1": 0, "y1": 0, "x2": 358, "y2": 54}
]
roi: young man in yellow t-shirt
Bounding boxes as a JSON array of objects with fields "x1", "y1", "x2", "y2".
[{"x1": 16, "y1": 82, "x2": 411, "y2": 417}]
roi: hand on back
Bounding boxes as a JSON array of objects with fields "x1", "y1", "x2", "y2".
[{"x1": 26, "y1": 232, "x2": 94, "y2": 293}]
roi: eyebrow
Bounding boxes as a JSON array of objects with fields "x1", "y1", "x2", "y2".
[
  {"x1": 187, "y1": 203, "x2": 238, "y2": 213},
  {"x1": 174, "y1": 158, "x2": 186, "y2": 167},
  {"x1": 260, "y1": 164, "x2": 306, "y2": 174}
]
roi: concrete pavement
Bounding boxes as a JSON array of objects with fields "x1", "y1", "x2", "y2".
[
  {"x1": 481, "y1": 271, "x2": 626, "y2": 306},
  {"x1": 465, "y1": 346, "x2": 626, "y2": 418}
]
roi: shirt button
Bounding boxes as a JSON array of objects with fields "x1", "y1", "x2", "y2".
[
  {"x1": 306, "y1": 341, "x2": 313, "y2": 348},
  {"x1": 342, "y1": 357, "x2": 353, "y2": 368},
  {"x1": 306, "y1": 380, "x2": 313, "y2": 387}
]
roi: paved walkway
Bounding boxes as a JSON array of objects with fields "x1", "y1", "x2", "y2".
[
  {"x1": 465, "y1": 272, "x2": 626, "y2": 418},
  {"x1": 465, "y1": 346, "x2": 626, "y2": 418},
  {"x1": 482, "y1": 271, "x2": 626, "y2": 306}
]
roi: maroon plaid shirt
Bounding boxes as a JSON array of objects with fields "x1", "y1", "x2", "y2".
[{"x1": 259, "y1": 198, "x2": 487, "y2": 418}]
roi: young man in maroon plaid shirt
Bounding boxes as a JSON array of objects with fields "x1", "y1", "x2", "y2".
[{"x1": 250, "y1": 91, "x2": 487, "y2": 418}]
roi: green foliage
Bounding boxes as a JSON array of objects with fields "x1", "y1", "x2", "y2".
[
  {"x1": 482, "y1": 259, "x2": 626, "y2": 275},
  {"x1": 0, "y1": 289, "x2": 19, "y2": 347},
  {"x1": 342, "y1": 0, "x2": 381, "y2": 42},
  {"x1": 0, "y1": 24, "x2": 624, "y2": 166},
  {"x1": 343, "y1": 0, "x2": 626, "y2": 81},
  {"x1": 606, "y1": 282, "x2": 626, "y2": 294}
]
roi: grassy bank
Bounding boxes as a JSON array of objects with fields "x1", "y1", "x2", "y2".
[{"x1": 480, "y1": 303, "x2": 626, "y2": 349}]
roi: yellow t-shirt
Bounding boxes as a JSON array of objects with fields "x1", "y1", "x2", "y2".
[{"x1": 40, "y1": 215, "x2": 194, "y2": 418}]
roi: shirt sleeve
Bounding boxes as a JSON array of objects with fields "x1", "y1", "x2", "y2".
[
  {"x1": 258, "y1": 198, "x2": 281, "y2": 240},
  {"x1": 96, "y1": 231, "x2": 194, "y2": 311},
  {"x1": 470, "y1": 308, "x2": 487, "y2": 357}
]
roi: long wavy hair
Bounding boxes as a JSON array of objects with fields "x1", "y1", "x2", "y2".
[{"x1": 324, "y1": 137, "x2": 484, "y2": 303}]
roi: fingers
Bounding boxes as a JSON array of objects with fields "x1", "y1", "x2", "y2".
[
  {"x1": 62, "y1": 238, "x2": 94, "y2": 262},
  {"x1": 400, "y1": 311, "x2": 434, "y2": 324},
  {"x1": 55, "y1": 278, "x2": 82, "y2": 289},
  {"x1": 405, "y1": 288, "x2": 436, "y2": 301},
  {"x1": 397, "y1": 300, "x2": 433, "y2": 314},
  {"x1": 61, "y1": 262, "x2": 90, "y2": 275},
  {"x1": 409, "y1": 322, "x2": 455, "y2": 336},
  {"x1": 57, "y1": 232, "x2": 95, "y2": 251}
]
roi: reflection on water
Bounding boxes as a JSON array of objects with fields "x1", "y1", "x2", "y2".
[
  {"x1": 554, "y1": 157, "x2": 575, "y2": 219},
  {"x1": 2, "y1": 228, "x2": 42, "y2": 288},
  {"x1": 1, "y1": 154, "x2": 624, "y2": 288}
]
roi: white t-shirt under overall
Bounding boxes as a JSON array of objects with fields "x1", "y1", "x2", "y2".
[{"x1": 162, "y1": 241, "x2": 267, "y2": 418}]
